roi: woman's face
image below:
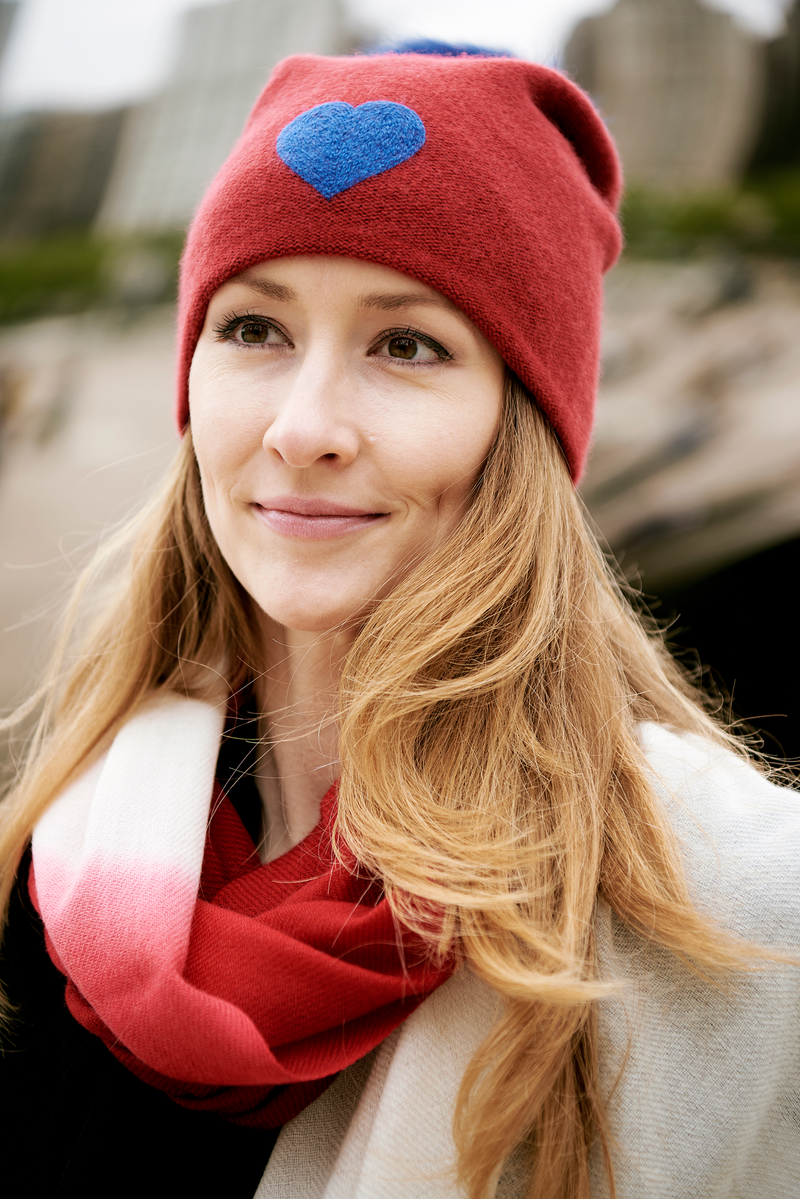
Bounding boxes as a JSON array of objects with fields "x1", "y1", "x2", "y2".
[{"x1": 190, "y1": 256, "x2": 505, "y2": 633}]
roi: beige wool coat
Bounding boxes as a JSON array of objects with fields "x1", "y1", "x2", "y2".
[{"x1": 256, "y1": 723, "x2": 800, "y2": 1198}]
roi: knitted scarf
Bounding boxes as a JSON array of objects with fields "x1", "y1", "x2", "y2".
[{"x1": 30, "y1": 695, "x2": 454, "y2": 1127}]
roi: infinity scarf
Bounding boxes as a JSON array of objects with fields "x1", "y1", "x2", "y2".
[{"x1": 30, "y1": 695, "x2": 454, "y2": 1127}]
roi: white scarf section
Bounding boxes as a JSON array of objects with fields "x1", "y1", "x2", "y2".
[{"x1": 27, "y1": 696, "x2": 284, "y2": 1084}]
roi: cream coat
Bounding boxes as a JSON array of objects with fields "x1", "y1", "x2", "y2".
[{"x1": 256, "y1": 723, "x2": 800, "y2": 1198}]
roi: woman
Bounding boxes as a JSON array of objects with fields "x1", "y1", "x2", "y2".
[{"x1": 1, "y1": 44, "x2": 798, "y2": 1199}]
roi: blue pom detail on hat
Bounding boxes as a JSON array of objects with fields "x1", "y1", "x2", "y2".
[
  {"x1": 367, "y1": 38, "x2": 512, "y2": 58},
  {"x1": 276, "y1": 101, "x2": 426, "y2": 199}
]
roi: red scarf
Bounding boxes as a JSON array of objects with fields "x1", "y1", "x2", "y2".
[{"x1": 32, "y1": 760, "x2": 454, "y2": 1128}]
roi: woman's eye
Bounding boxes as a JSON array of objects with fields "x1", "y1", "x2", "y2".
[
  {"x1": 214, "y1": 314, "x2": 291, "y2": 346},
  {"x1": 374, "y1": 332, "x2": 450, "y2": 364},
  {"x1": 237, "y1": 321, "x2": 287, "y2": 345}
]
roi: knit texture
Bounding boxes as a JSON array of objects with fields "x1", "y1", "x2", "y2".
[
  {"x1": 176, "y1": 52, "x2": 622, "y2": 482},
  {"x1": 30, "y1": 695, "x2": 453, "y2": 1128}
]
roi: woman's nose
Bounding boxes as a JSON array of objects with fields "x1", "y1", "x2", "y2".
[{"x1": 262, "y1": 362, "x2": 360, "y2": 469}]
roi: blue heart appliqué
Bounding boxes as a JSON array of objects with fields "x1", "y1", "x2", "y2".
[{"x1": 276, "y1": 101, "x2": 426, "y2": 199}]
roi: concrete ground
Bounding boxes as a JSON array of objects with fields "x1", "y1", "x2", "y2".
[
  {"x1": 584, "y1": 256, "x2": 800, "y2": 588},
  {"x1": 0, "y1": 305, "x2": 176, "y2": 727}
]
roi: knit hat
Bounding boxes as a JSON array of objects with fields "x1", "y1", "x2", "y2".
[{"x1": 177, "y1": 48, "x2": 622, "y2": 482}]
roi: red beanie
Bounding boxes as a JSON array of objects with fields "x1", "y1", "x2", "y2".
[{"x1": 177, "y1": 51, "x2": 622, "y2": 482}]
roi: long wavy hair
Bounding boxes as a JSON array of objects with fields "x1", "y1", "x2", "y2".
[{"x1": 0, "y1": 373, "x2": 768, "y2": 1199}]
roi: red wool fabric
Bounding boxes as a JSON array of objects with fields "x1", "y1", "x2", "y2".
[
  {"x1": 176, "y1": 52, "x2": 622, "y2": 482},
  {"x1": 34, "y1": 783, "x2": 454, "y2": 1127}
]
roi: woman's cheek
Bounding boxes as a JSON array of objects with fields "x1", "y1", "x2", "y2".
[
  {"x1": 191, "y1": 388, "x2": 267, "y2": 480},
  {"x1": 420, "y1": 409, "x2": 499, "y2": 501}
]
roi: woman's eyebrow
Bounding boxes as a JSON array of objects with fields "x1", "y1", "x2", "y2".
[
  {"x1": 356, "y1": 290, "x2": 459, "y2": 313},
  {"x1": 233, "y1": 273, "x2": 297, "y2": 302},
  {"x1": 228, "y1": 276, "x2": 468, "y2": 324},
  {"x1": 356, "y1": 291, "x2": 474, "y2": 333}
]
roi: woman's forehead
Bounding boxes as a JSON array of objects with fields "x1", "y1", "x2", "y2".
[
  {"x1": 222, "y1": 255, "x2": 461, "y2": 310},
  {"x1": 214, "y1": 256, "x2": 484, "y2": 340}
]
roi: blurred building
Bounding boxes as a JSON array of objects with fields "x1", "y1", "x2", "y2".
[
  {"x1": 0, "y1": 0, "x2": 122, "y2": 241},
  {"x1": 564, "y1": 0, "x2": 765, "y2": 189},
  {"x1": 0, "y1": 109, "x2": 126, "y2": 239},
  {"x1": 748, "y1": 0, "x2": 800, "y2": 172},
  {"x1": 0, "y1": 1, "x2": 17, "y2": 60},
  {"x1": 97, "y1": 0, "x2": 353, "y2": 234}
]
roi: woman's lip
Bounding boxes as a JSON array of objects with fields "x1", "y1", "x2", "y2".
[
  {"x1": 252, "y1": 502, "x2": 388, "y2": 540},
  {"x1": 255, "y1": 495, "x2": 379, "y2": 517}
]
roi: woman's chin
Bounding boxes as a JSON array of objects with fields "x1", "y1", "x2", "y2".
[{"x1": 255, "y1": 598, "x2": 367, "y2": 637}]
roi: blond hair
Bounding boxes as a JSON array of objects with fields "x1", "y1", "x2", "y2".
[{"x1": 0, "y1": 375, "x2": 767, "y2": 1198}]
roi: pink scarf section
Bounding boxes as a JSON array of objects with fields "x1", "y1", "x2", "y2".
[{"x1": 30, "y1": 695, "x2": 453, "y2": 1126}]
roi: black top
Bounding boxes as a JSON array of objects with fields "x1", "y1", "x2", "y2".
[{"x1": 0, "y1": 708, "x2": 280, "y2": 1199}]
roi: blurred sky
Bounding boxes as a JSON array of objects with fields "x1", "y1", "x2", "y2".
[{"x1": 0, "y1": 0, "x2": 792, "y2": 113}]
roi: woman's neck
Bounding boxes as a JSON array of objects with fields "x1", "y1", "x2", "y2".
[{"x1": 252, "y1": 622, "x2": 353, "y2": 863}]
